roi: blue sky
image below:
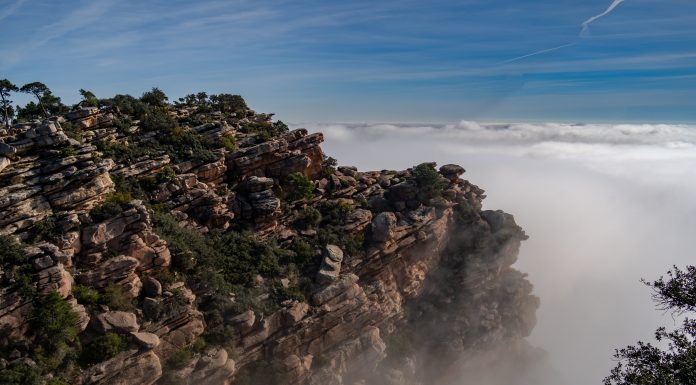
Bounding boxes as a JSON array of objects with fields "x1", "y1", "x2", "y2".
[{"x1": 2, "y1": 0, "x2": 696, "y2": 123}]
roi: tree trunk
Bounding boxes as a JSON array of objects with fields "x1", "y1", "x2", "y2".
[
  {"x1": 0, "y1": 93, "x2": 8, "y2": 129},
  {"x1": 35, "y1": 92, "x2": 48, "y2": 118}
]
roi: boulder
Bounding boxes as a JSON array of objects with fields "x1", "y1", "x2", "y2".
[
  {"x1": 371, "y1": 212, "x2": 397, "y2": 243},
  {"x1": 130, "y1": 332, "x2": 160, "y2": 349},
  {"x1": 143, "y1": 276, "x2": 162, "y2": 297},
  {"x1": 94, "y1": 311, "x2": 139, "y2": 333},
  {"x1": 439, "y1": 164, "x2": 465, "y2": 180},
  {"x1": 316, "y1": 245, "x2": 344, "y2": 285}
]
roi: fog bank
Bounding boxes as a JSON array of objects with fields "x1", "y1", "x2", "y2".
[{"x1": 295, "y1": 121, "x2": 696, "y2": 385}]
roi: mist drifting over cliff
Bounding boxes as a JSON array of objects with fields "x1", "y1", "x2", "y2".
[{"x1": 300, "y1": 121, "x2": 696, "y2": 385}]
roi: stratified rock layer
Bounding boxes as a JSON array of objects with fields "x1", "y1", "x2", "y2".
[{"x1": 0, "y1": 103, "x2": 538, "y2": 385}]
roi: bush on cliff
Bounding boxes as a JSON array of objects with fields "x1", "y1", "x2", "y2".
[
  {"x1": 283, "y1": 172, "x2": 314, "y2": 202},
  {"x1": 0, "y1": 363, "x2": 42, "y2": 385},
  {"x1": 0, "y1": 235, "x2": 35, "y2": 297},
  {"x1": 89, "y1": 192, "x2": 132, "y2": 222},
  {"x1": 80, "y1": 332, "x2": 125, "y2": 365},
  {"x1": 30, "y1": 292, "x2": 80, "y2": 373},
  {"x1": 412, "y1": 162, "x2": 443, "y2": 199}
]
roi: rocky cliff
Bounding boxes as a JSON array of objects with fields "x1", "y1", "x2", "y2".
[{"x1": 0, "y1": 93, "x2": 538, "y2": 385}]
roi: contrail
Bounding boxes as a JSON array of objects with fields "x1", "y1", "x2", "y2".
[
  {"x1": 581, "y1": 0, "x2": 626, "y2": 35},
  {"x1": 499, "y1": 0, "x2": 626, "y2": 64},
  {"x1": 499, "y1": 43, "x2": 576, "y2": 65}
]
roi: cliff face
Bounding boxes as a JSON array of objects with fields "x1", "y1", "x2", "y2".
[{"x1": 0, "y1": 98, "x2": 538, "y2": 385}]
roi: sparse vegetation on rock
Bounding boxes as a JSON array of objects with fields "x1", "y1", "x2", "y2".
[{"x1": 0, "y1": 82, "x2": 537, "y2": 385}]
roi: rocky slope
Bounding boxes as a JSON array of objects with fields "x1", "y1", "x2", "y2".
[{"x1": 0, "y1": 93, "x2": 538, "y2": 385}]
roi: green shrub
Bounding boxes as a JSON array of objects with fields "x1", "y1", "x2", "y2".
[
  {"x1": 72, "y1": 284, "x2": 100, "y2": 306},
  {"x1": 81, "y1": 332, "x2": 124, "y2": 365},
  {"x1": 90, "y1": 192, "x2": 132, "y2": 222},
  {"x1": 290, "y1": 238, "x2": 316, "y2": 268},
  {"x1": 61, "y1": 121, "x2": 82, "y2": 143},
  {"x1": 47, "y1": 378, "x2": 71, "y2": 385},
  {"x1": 28, "y1": 216, "x2": 59, "y2": 242},
  {"x1": 321, "y1": 156, "x2": 337, "y2": 178},
  {"x1": 30, "y1": 292, "x2": 79, "y2": 355},
  {"x1": 101, "y1": 284, "x2": 135, "y2": 311},
  {"x1": 0, "y1": 235, "x2": 34, "y2": 297},
  {"x1": 59, "y1": 146, "x2": 77, "y2": 157},
  {"x1": 218, "y1": 135, "x2": 237, "y2": 152},
  {"x1": 165, "y1": 349, "x2": 193, "y2": 370},
  {"x1": 0, "y1": 235, "x2": 27, "y2": 266},
  {"x1": 284, "y1": 173, "x2": 314, "y2": 202},
  {"x1": 156, "y1": 165, "x2": 176, "y2": 183},
  {"x1": 270, "y1": 282, "x2": 305, "y2": 303},
  {"x1": 295, "y1": 207, "x2": 321, "y2": 229},
  {"x1": 0, "y1": 363, "x2": 42, "y2": 385},
  {"x1": 412, "y1": 162, "x2": 443, "y2": 199}
]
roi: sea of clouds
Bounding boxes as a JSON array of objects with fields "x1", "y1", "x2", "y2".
[{"x1": 294, "y1": 121, "x2": 696, "y2": 385}]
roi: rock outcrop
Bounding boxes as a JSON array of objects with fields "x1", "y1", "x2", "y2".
[{"x1": 0, "y1": 97, "x2": 538, "y2": 385}]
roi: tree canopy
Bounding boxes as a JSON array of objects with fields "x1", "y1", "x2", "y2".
[
  {"x1": 604, "y1": 265, "x2": 696, "y2": 385},
  {"x1": 20, "y1": 82, "x2": 52, "y2": 118},
  {"x1": 0, "y1": 79, "x2": 19, "y2": 128}
]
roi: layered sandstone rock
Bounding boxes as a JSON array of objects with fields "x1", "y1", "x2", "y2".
[{"x1": 0, "y1": 101, "x2": 537, "y2": 385}]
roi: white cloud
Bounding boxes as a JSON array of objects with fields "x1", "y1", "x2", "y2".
[{"x1": 299, "y1": 121, "x2": 696, "y2": 385}]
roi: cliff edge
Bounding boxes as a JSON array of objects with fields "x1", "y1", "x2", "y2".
[{"x1": 0, "y1": 92, "x2": 539, "y2": 385}]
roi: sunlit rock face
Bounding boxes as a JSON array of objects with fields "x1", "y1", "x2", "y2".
[{"x1": 0, "y1": 103, "x2": 537, "y2": 385}]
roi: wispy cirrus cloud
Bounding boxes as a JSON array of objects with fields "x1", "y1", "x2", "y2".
[{"x1": 0, "y1": 0, "x2": 27, "y2": 22}]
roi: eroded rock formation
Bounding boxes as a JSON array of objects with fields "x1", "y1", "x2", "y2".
[{"x1": 0, "y1": 95, "x2": 538, "y2": 385}]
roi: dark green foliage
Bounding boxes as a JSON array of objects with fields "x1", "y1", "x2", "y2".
[
  {"x1": 321, "y1": 156, "x2": 337, "y2": 178},
  {"x1": 96, "y1": 139, "x2": 155, "y2": 166},
  {"x1": 0, "y1": 234, "x2": 27, "y2": 266},
  {"x1": 47, "y1": 378, "x2": 71, "y2": 385},
  {"x1": 240, "y1": 120, "x2": 288, "y2": 142},
  {"x1": 283, "y1": 172, "x2": 314, "y2": 202},
  {"x1": 0, "y1": 79, "x2": 19, "y2": 128},
  {"x1": 648, "y1": 265, "x2": 696, "y2": 314},
  {"x1": 295, "y1": 207, "x2": 322, "y2": 230},
  {"x1": 218, "y1": 134, "x2": 237, "y2": 152},
  {"x1": 157, "y1": 165, "x2": 177, "y2": 183},
  {"x1": 209, "y1": 93, "x2": 247, "y2": 116},
  {"x1": 412, "y1": 162, "x2": 444, "y2": 199},
  {"x1": 270, "y1": 282, "x2": 305, "y2": 303},
  {"x1": 159, "y1": 126, "x2": 216, "y2": 163},
  {"x1": 605, "y1": 265, "x2": 696, "y2": 385},
  {"x1": 153, "y1": 211, "x2": 287, "y2": 286},
  {"x1": 89, "y1": 192, "x2": 132, "y2": 222},
  {"x1": 101, "y1": 284, "x2": 135, "y2": 311},
  {"x1": 30, "y1": 292, "x2": 80, "y2": 372},
  {"x1": 72, "y1": 284, "x2": 100, "y2": 307},
  {"x1": 290, "y1": 238, "x2": 317, "y2": 267},
  {"x1": 140, "y1": 87, "x2": 169, "y2": 108},
  {"x1": 113, "y1": 117, "x2": 133, "y2": 133},
  {"x1": 165, "y1": 349, "x2": 193, "y2": 370},
  {"x1": 59, "y1": 146, "x2": 77, "y2": 157},
  {"x1": 20, "y1": 82, "x2": 52, "y2": 118},
  {"x1": 81, "y1": 333, "x2": 124, "y2": 365},
  {"x1": 78, "y1": 89, "x2": 98, "y2": 107},
  {"x1": 314, "y1": 200, "x2": 365, "y2": 256},
  {"x1": 27, "y1": 216, "x2": 60, "y2": 243},
  {"x1": 61, "y1": 121, "x2": 83, "y2": 142},
  {"x1": 0, "y1": 363, "x2": 42, "y2": 385},
  {"x1": 99, "y1": 94, "x2": 148, "y2": 118},
  {"x1": 139, "y1": 107, "x2": 176, "y2": 132},
  {"x1": 0, "y1": 235, "x2": 34, "y2": 297}
]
